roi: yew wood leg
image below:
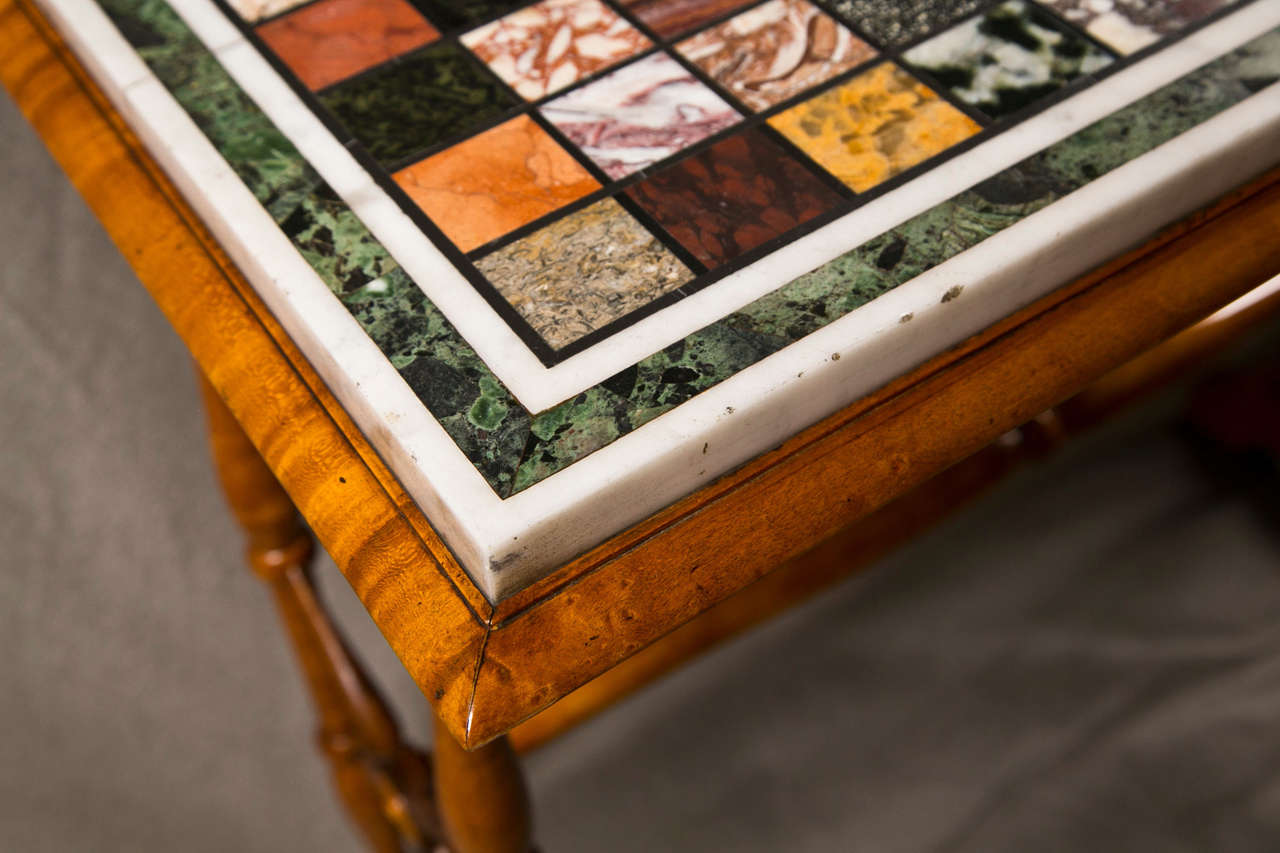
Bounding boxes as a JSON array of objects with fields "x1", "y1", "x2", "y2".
[
  {"x1": 198, "y1": 373, "x2": 443, "y2": 853},
  {"x1": 432, "y1": 715, "x2": 532, "y2": 853}
]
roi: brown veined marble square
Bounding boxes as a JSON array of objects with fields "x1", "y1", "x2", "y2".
[
  {"x1": 255, "y1": 0, "x2": 440, "y2": 91},
  {"x1": 768, "y1": 62, "x2": 981, "y2": 193},
  {"x1": 393, "y1": 115, "x2": 600, "y2": 253},
  {"x1": 474, "y1": 198, "x2": 694, "y2": 349},
  {"x1": 618, "y1": 0, "x2": 757, "y2": 38},
  {"x1": 461, "y1": 0, "x2": 651, "y2": 101},
  {"x1": 676, "y1": 0, "x2": 877, "y2": 112},
  {"x1": 625, "y1": 128, "x2": 843, "y2": 267}
]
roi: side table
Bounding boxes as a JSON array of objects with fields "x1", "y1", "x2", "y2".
[{"x1": 4, "y1": 0, "x2": 1280, "y2": 849}]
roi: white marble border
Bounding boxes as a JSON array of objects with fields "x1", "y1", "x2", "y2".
[
  {"x1": 132, "y1": 0, "x2": 1280, "y2": 413},
  {"x1": 42, "y1": 0, "x2": 1280, "y2": 600}
]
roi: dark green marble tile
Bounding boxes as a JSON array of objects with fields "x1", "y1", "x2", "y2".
[
  {"x1": 903, "y1": 0, "x2": 1114, "y2": 120},
  {"x1": 345, "y1": 269, "x2": 532, "y2": 494},
  {"x1": 410, "y1": 0, "x2": 526, "y2": 30},
  {"x1": 319, "y1": 42, "x2": 519, "y2": 167}
]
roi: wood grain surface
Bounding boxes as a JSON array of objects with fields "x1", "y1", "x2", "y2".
[{"x1": 5, "y1": 0, "x2": 1279, "y2": 751}]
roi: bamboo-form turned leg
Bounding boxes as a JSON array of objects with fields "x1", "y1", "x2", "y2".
[
  {"x1": 198, "y1": 374, "x2": 442, "y2": 852},
  {"x1": 432, "y1": 714, "x2": 532, "y2": 853}
]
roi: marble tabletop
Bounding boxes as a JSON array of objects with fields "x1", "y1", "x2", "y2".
[{"x1": 43, "y1": 0, "x2": 1280, "y2": 599}]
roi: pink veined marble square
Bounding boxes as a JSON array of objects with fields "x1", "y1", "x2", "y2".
[
  {"x1": 540, "y1": 52, "x2": 743, "y2": 179},
  {"x1": 461, "y1": 0, "x2": 651, "y2": 100}
]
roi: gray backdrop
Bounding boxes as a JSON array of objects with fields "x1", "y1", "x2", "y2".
[{"x1": 5, "y1": 92, "x2": 1280, "y2": 852}]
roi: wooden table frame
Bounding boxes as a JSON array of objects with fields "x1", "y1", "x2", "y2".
[{"x1": 7, "y1": 0, "x2": 1280, "y2": 849}]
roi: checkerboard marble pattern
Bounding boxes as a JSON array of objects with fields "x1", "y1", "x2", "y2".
[{"x1": 213, "y1": 0, "x2": 1249, "y2": 362}]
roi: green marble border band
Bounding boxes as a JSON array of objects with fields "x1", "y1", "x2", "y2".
[{"x1": 98, "y1": 0, "x2": 1280, "y2": 497}]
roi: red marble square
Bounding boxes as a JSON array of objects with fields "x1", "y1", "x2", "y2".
[
  {"x1": 624, "y1": 128, "x2": 843, "y2": 268},
  {"x1": 256, "y1": 0, "x2": 440, "y2": 91}
]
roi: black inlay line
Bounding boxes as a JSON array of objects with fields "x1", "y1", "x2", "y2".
[
  {"x1": 603, "y1": 1, "x2": 897, "y2": 205},
  {"x1": 476, "y1": 45, "x2": 942, "y2": 258},
  {"x1": 207, "y1": 0, "x2": 1260, "y2": 367},
  {"x1": 475, "y1": 104, "x2": 1014, "y2": 356},
  {"x1": 462, "y1": 187, "x2": 612, "y2": 259},
  {"x1": 524, "y1": 109, "x2": 616, "y2": 189},
  {"x1": 755, "y1": 124, "x2": 856, "y2": 199},
  {"x1": 612, "y1": 192, "x2": 711, "y2": 276},
  {"x1": 892, "y1": 59, "x2": 1004, "y2": 129},
  {"x1": 464, "y1": 109, "x2": 758, "y2": 260},
  {"x1": 249, "y1": 0, "x2": 328, "y2": 26},
  {"x1": 745, "y1": 56, "x2": 900, "y2": 122}
]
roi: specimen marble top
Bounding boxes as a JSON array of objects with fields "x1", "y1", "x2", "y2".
[{"x1": 42, "y1": 0, "x2": 1280, "y2": 599}]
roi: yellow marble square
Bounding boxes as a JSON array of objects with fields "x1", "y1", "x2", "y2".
[{"x1": 768, "y1": 63, "x2": 981, "y2": 193}]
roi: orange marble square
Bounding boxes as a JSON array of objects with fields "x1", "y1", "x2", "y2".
[
  {"x1": 393, "y1": 116, "x2": 601, "y2": 253},
  {"x1": 256, "y1": 0, "x2": 440, "y2": 91}
]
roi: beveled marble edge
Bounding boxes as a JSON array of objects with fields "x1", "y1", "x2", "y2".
[
  {"x1": 42, "y1": 0, "x2": 1280, "y2": 601},
  {"x1": 122, "y1": 0, "x2": 1270, "y2": 415}
]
